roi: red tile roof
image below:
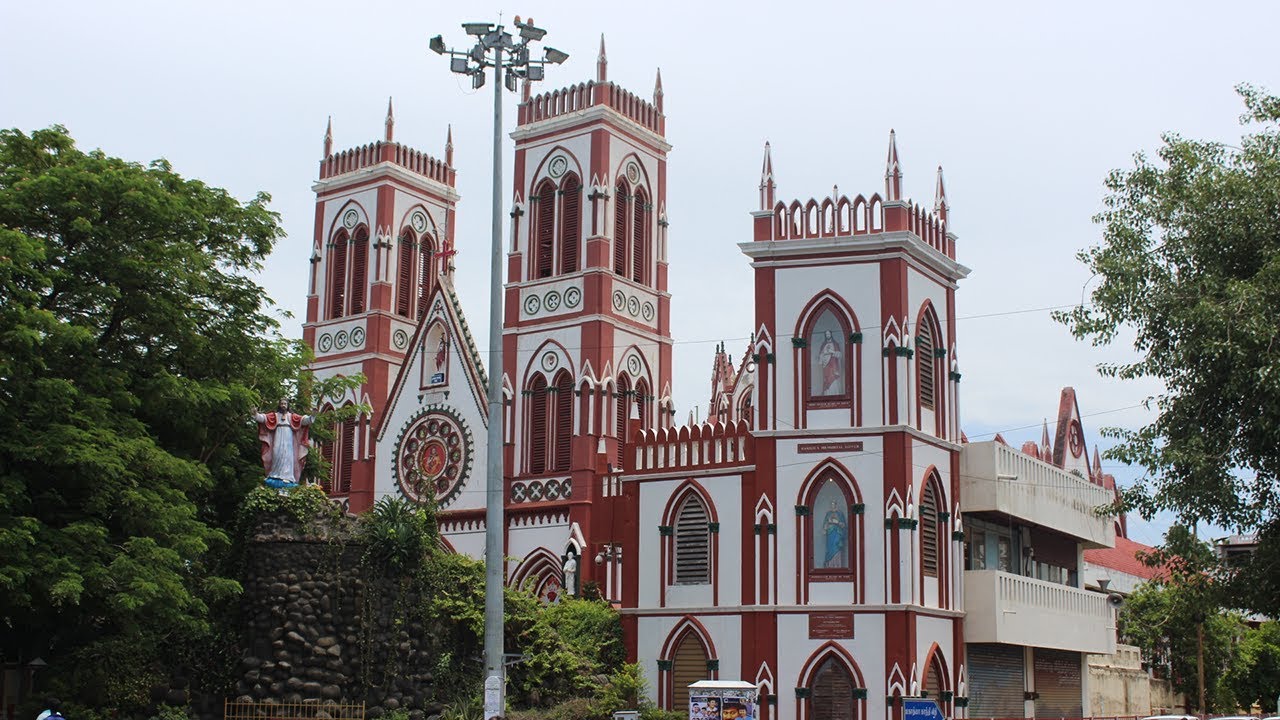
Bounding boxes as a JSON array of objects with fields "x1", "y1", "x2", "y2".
[{"x1": 1084, "y1": 536, "x2": 1167, "y2": 580}]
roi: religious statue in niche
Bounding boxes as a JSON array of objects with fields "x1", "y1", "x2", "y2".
[
  {"x1": 810, "y1": 309, "x2": 845, "y2": 397},
  {"x1": 435, "y1": 335, "x2": 449, "y2": 372},
  {"x1": 813, "y1": 480, "x2": 849, "y2": 570},
  {"x1": 562, "y1": 554, "x2": 578, "y2": 597},
  {"x1": 254, "y1": 399, "x2": 314, "y2": 489}
]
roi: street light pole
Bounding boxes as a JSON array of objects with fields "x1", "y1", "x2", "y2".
[{"x1": 430, "y1": 19, "x2": 568, "y2": 720}]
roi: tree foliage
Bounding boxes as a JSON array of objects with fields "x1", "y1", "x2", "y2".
[
  {"x1": 0, "y1": 125, "x2": 341, "y2": 715},
  {"x1": 1225, "y1": 621, "x2": 1280, "y2": 713},
  {"x1": 1056, "y1": 85, "x2": 1280, "y2": 615}
]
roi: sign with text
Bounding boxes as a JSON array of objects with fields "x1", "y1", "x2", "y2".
[
  {"x1": 798, "y1": 441, "x2": 864, "y2": 454},
  {"x1": 808, "y1": 612, "x2": 854, "y2": 639},
  {"x1": 903, "y1": 699, "x2": 945, "y2": 720}
]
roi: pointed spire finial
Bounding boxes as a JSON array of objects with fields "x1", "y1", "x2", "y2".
[
  {"x1": 653, "y1": 67, "x2": 664, "y2": 112},
  {"x1": 385, "y1": 97, "x2": 395, "y2": 142},
  {"x1": 323, "y1": 116, "x2": 333, "y2": 157},
  {"x1": 1041, "y1": 419, "x2": 1052, "y2": 460},
  {"x1": 597, "y1": 34, "x2": 608, "y2": 83},
  {"x1": 1092, "y1": 446, "x2": 1103, "y2": 477},
  {"x1": 445, "y1": 124, "x2": 454, "y2": 166},
  {"x1": 934, "y1": 165, "x2": 948, "y2": 221},
  {"x1": 885, "y1": 129, "x2": 902, "y2": 201},
  {"x1": 759, "y1": 141, "x2": 776, "y2": 211}
]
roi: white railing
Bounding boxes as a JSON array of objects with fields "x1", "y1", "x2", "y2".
[
  {"x1": 964, "y1": 570, "x2": 1116, "y2": 654},
  {"x1": 961, "y1": 441, "x2": 1116, "y2": 547}
]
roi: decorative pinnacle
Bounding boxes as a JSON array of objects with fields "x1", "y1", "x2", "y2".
[
  {"x1": 385, "y1": 97, "x2": 394, "y2": 142},
  {"x1": 445, "y1": 124, "x2": 454, "y2": 166},
  {"x1": 597, "y1": 34, "x2": 607, "y2": 83},
  {"x1": 653, "y1": 68, "x2": 664, "y2": 112},
  {"x1": 885, "y1": 129, "x2": 902, "y2": 202},
  {"x1": 759, "y1": 141, "x2": 776, "y2": 211},
  {"x1": 1041, "y1": 419, "x2": 1052, "y2": 452},
  {"x1": 934, "y1": 165, "x2": 948, "y2": 220},
  {"x1": 323, "y1": 116, "x2": 333, "y2": 157}
]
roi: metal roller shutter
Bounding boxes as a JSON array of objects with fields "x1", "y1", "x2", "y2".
[
  {"x1": 1033, "y1": 649, "x2": 1082, "y2": 718},
  {"x1": 967, "y1": 644, "x2": 1024, "y2": 718}
]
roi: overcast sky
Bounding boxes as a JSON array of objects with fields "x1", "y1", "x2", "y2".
[{"x1": 6, "y1": 0, "x2": 1276, "y2": 547}]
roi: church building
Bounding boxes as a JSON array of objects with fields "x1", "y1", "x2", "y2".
[{"x1": 299, "y1": 39, "x2": 1117, "y2": 720}]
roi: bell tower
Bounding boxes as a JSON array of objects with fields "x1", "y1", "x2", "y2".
[
  {"x1": 500, "y1": 38, "x2": 672, "y2": 585},
  {"x1": 304, "y1": 102, "x2": 459, "y2": 512}
]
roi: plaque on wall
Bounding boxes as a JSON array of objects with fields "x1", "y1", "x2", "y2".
[
  {"x1": 798, "y1": 441, "x2": 864, "y2": 454},
  {"x1": 808, "y1": 612, "x2": 854, "y2": 639}
]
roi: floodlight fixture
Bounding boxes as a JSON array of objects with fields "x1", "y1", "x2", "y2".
[
  {"x1": 518, "y1": 22, "x2": 547, "y2": 41},
  {"x1": 426, "y1": 20, "x2": 565, "y2": 720}
]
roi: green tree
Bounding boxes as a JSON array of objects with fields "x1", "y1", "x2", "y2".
[
  {"x1": 1056, "y1": 85, "x2": 1280, "y2": 616},
  {"x1": 1225, "y1": 621, "x2": 1280, "y2": 713},
  {"x1": 1119, "y1": 527, "x2": 1244, "y2": 712},
  {"x1": 0, "y1": 126, "x2": 348, "y2": 715}
]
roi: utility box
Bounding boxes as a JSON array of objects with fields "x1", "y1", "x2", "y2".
[
  {"x1": 613, "y1": 712, "x2": 640, "y2": 720},
  {"x1": 688, "y1": 680, "x2": 759, "y2": 720}
]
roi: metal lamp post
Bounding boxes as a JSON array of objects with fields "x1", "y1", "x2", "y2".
[{"x1": 429, "y1": 18, "x2": 567, "y2": 720}]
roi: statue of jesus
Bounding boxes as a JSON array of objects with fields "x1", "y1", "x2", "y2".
[{"x1": 254, "y1": 399, "x2": 314, "y2": 489}]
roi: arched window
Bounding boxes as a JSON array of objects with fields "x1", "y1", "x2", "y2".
[
  {"x1": 527, "y1": 375, "x2": 548, "y2": 474},
  {"x1": 804, "y1": 303, "x2": 853, "y2": 405},
  {"x1": 320, "y1": 435, "x2": 335, "y2": 494},
  {"x1": 337, "y1": 417, "x2": 355, "y2": 493},
  {"x1": 350, "y1": 226, "x2": 369, "y2": 314},
  {"x1": 631, "y1": 187, "x2": 648, "y2": 284},
  {"x1": 917, "y1": 314, "x2": 940, "y2": 411},
  {"x1": 615, "y1": 375, "x2": 631, "y2": 466},
  {"x1": 560, "y1": 174, "x2": 581, "y2": 275},
  {"x1": 534, "y1": 179, "x2": 556, "y2": 279},
  {"x1": 328, "y1": 231, "x2": 348, "y2": 319},
  {"x1": 396, "y1": 230, "x2": 416, "y2": 318},
  {"x1": 613, "y1": 179, "x2": 630, "y2": 276},
  {"x1": 634, "y1": 378, "x2": 651, "y2": 432},
  {"x1": 921, "y1": 477, "x2": 942, "y2": 578},
  {"x1": 674, "y1": 494, "x2": 711, "y2": 585},
  {"x1": 417, "y1": 235, "x2": 436, "y2": 321},
  {"x1": 810, "y1": 657, "x2": 857, "y2": 720},
  {"x1": 551, "y1": 370, "x2": 573, "y2": 472},
  {"x1": 670, "y1": 633, "x2": 709, "y2": 711}
]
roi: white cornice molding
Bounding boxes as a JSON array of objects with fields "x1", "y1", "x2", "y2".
[
  {"x1": 312, "y1": 162, "x2": 461, "y2": 203},
  {"x1": 738, "y1": 230, "x2": 971, "y2": 281},
  {"x1": 510, "y1": 103, "x2": 673, "y2": 152}
]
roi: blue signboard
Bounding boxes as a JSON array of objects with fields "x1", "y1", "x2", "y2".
[{"x1": 903, "y1": 699, "x2": 945, "y2": 720}]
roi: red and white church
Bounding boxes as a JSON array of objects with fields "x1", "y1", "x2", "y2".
[{"x1": 303, "y1": 41, "x2": 969, "y2": 720}]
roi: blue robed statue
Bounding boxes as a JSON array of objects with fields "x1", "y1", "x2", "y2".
[{"x1": 822, "y1": 500, "x2": 848, "y2": 568}]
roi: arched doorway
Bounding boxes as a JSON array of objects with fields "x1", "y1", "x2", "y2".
[
  {"x1": 670, "y1": 632, "x2": 709, "y2": 712},
  {"x1": 810, "y1": 656, "x2": 857, "y2": 720}
]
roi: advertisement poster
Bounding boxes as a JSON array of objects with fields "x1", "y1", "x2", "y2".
[
  {"x1": 689, "y1": 695, "x2": 719, "y2": 720},
  {"x1": 720, "y1": 696, "x2": 753, "y2": 720}
]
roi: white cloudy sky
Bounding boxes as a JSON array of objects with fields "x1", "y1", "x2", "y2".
[{"x1": 6, "y1": 0, "x2": 1276, "y2": 547}]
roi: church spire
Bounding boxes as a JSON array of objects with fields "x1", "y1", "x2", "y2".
[
  {"x1": 934, "y1": 165, "x2": 948, "y2": 222},
  {"x1": 885, "y1": 129, "x2": 902, "y2": 201},
  {"x1": 1041, "y1": 420, "x2": 1053, "y2": 462},
  {"x1": 323, "y1": 116, "x2": 333, "y2": 157},
  {"x1": 445, "y1": 124, "x2": 454, "y2": 166},
  {"x1": 653, "y1": 68, "x2": 663, "y2": 112},
  {"x1": 384, "y1": 97, "x2": 395, "y2": 142},
  {"x1": 597, "y1": 34, "x2": 608, "y2": 83},
  {"x1": 759, "y1": 141, "x2": 776, "y2": 211}
]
